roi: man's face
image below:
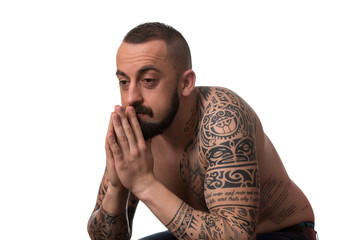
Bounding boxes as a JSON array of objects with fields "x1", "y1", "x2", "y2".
[{"x1": 116, "y1": 40, "x2": 180, "y2": 140}]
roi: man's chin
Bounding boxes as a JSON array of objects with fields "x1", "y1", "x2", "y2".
[{"x1": 139, "y1": 121, "x2": 165, "y2": 141}]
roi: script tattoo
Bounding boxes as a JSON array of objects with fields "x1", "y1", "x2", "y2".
[{"x1": 260, "y1": 175, "x2": 296, "y2": 224}]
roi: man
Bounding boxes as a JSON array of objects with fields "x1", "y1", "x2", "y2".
[{"x1": 87, "y1": 22, "x2": 316, "y2": 240}]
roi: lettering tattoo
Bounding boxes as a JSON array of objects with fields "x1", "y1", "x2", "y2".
[
  {"x1": 174, "y1": 87, "x2": 260, "y2": 239},
  {"x1": 260, "y1": 175, "x2": 296, "y2": 224}
]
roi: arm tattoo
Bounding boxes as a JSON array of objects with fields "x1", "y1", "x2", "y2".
[
  {"x1": 173, "y1": 87, "x2": 260, "y2": 239},
  {"x1": 95, "y1": 177, "x2": 109, "y2": 211},
  {"x1": 166, "y1": 202, "x2": 225, "y2": 239},
  {"x1": 88, "y1": 206, "x2": 129, "y2": 240},
  {"x1": 260, "y1": 175, "x2": 295, "y2": 224},
  {"x1": 88, "y1": 170, "x2": 138, "y2": 240}
]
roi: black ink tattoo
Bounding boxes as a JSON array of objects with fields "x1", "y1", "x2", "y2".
[
  {"x1": 167, "y1": 202, "x2": 195, "y2": 239},
  {"x1": 88, "y1": 206, "x2": 129, "y2": 240},
  {"x1": 205, "y1": 164, "x2": 259, "y2": 189},
  {"x1": 173, "y1": 87, "x2": 260, "y2": 239},
  {"x1": 88, "y1": 170, "x2": 139, "y2": 240},
  {"x1": 260, "y1": 175, "x2": 296, "y2": 224}
]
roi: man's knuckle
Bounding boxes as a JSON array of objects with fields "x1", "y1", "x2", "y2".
[
  {"x1": 114, "y1": 147, "x2": 122, "y2": 155},
  {"x1": 120, "y1": 135, "x2": 128, "y2": 142},
  {"x1": 138, "y1": 142, "x2": 147, "y2": 151},
  {"x1": 124, "y1": 126, "x2": 133, "y2": 133},
  {"x1": 131, "y1": 148, "x2": 140, "y2": 157}
]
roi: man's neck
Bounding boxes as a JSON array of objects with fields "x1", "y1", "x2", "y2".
[{"x1": 153, "y1": 88, "x2": 200, "y2": 151}]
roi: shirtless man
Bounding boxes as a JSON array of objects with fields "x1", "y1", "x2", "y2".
[{"x1": 87, "y1": 22, "x2": 316, "y2": 240}]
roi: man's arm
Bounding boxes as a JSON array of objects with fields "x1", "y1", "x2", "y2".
[
  {"x1": 87, "y1": 169, "x2": 139, "y2": 240},
  {"x1": 87, "y1": 112, "x2": 139, "y2": 240},
  {"x1": 109, "y1": 88, "x2": 260, "y2": 239},
  {"x1": 141, "y1": 88, "x2": 259, "y2": 239}
]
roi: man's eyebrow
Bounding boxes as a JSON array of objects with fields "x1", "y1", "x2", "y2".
[
  {"x1": 138, "y1": 65, "x2": 160, "y2": 75},
  {"x1": 115, "y1": 66, "x2": 160, "y2": 78},
  {"x1": 116, "y1": 69, "x2": 128, "y2": 77}
]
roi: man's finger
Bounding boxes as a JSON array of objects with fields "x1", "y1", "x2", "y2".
[
  {"x1": 116, "y1": 106, "x2": 137, "y2": 149},
  {"x1": 107, "y1": 131, "x2": 124, "y2": 160},
  {"x1": 105, "y1": 137, "x2": 116, "y2": 172},
  {"x1": 112, "y1": 108, "x2": 131, "y2": 152},
  {"x1": 126, "y1": 106, "x2": 145, "y2": 144}
]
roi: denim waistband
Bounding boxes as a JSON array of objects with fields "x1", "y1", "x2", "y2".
[{"x1": 297, "y1": 221, "x2": 315, "y2": 229}]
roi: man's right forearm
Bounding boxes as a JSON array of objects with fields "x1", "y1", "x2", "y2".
[{"x1": 88, "y1": 185, "x2": 131, "y2": 240}]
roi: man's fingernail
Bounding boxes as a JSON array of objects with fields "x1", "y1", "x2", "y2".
[{"x1": 117, "y1": 107, "x2": 124, "y2": 113}]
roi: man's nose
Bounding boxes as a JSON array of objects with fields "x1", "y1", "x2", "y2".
[{"x1": 126, "y1": 83, "x2": 143, "y2": 106}]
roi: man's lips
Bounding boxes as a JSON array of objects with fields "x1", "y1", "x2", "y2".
[{"x1": 136, "y1": 112, "x2": 150, "y2": 118}]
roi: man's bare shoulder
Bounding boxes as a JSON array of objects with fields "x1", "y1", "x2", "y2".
[
  {"x1": 196, "y1": 86, "x2": 255, "y2": 112},
  {"x1": 197, "y1": 86, "x2": 258, "y2": 133},
  {"x1": 195, "y1": 86, "x2": 259, "y2": 168}
]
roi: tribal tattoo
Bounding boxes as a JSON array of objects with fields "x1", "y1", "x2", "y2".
[
  {"x1": 173, "y1": 87, "x2": 260, "y2": 239},
  {"x1": 88, "y1": 170, "x2": 139, "y2": 240},
  {"x1": 88, "y1": 206, "x2": 129, "y2": 240}
]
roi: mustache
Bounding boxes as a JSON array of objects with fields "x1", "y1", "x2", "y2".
[{"x1": 131, "y1": 104, "x2": 154, "y2": 118}]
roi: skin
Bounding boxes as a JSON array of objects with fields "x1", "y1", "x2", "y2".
[{"x1": 88, "y1": 40, "x2": 315, "y2": 239}]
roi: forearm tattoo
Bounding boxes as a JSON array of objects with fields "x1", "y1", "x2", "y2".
[
  {"x1": 175, "y1": 87, "x2": 260, "y2": 239},
  {"x1": 88, "y1": 172, "x2": 138, "y2": 240},
  {"x1": 88, "y1": 206, "x2": 129, "y2": 240}
]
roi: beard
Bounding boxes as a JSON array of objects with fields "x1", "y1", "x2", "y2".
[{"x1": 132, "y1": 87, "x2": 180, "y2": 141}]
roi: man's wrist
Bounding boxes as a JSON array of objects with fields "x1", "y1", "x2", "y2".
[
  {"x1": 133, "y1": 176, "x2": 159, "y2": 202},
  {"x1": 108, "y1": 183, "x2": 128, "y2": 195},
  {"x1": 102, "y1": 184, "x2": 130, "y2": 214}
]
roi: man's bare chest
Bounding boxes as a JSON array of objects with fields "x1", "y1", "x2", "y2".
[{"x1": 152, "y1": 145, "x2": 208, "y2": 211}]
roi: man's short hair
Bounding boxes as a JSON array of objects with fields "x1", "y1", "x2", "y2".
[{"x1": 123, "y1": 22, "x2": 192, "y2": 75}]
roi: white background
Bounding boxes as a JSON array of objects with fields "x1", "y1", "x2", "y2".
[{"x1": 1, "y1": 1, "x2": 359, "y2": 239}]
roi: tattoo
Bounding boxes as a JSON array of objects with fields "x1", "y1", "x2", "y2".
[
  {"x1": 260, "y1": 175, "x2": 296, "y2": 224},
  {"x1": 88, "y1": 170, "x2": 139, "y2": 240},
  {"x1": 205, "y1": 164, "x2": 259, "y2": 189},
  {"x1": 174, "y1": 87, "x2": 260, "y2": 239},
  {"x1": 167, "y1": 202, "x2": 224, "y2": 239},
  {"x1": 95, "y1": 177, "x2": 110, "y2": 211},
  {"x1": 212, "y1": 206, "x2": 258, "y2": 236},
  {"x1": 201, "y1": 88, "x2": 259, "y2": 237},
  {"x1": 88, "y1": 206, "x2": 129, "y2": 240},
  {"x1": 180, "y1": 90, "x2": 207, "y2": 209},
  {"x1": 166, "y1": 202, "x2": 196, "y2": 239}
]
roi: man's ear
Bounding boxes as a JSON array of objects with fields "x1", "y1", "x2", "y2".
[{"x1": 180, "y1": 70, "x2": 196, "y2": 97}]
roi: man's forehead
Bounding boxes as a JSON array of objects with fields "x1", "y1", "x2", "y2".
[
  {"x1": 116, "y1": 40, "x2": 174, "y2": 76},
  {"x1": 117, "y1": 40, "x2": 168, "y2": 61}
]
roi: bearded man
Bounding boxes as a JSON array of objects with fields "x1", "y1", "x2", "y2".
[{"x1": 87, "y1": 22, "x2": 317, "y2": 240}]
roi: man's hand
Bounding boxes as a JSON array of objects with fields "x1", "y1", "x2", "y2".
[
  {"x1": 105, "y1": 110, "x2": 125, "y2": 192},
  {"x1": 107, "y1": 105, "x2": 155, "y2": 196}
]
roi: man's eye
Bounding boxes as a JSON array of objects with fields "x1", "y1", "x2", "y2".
[
  {"x1": 119, "y1": 80, "x2": 130, "y2": 89},
  {"x1": 119, "y1": 80, "x2": 128, "y2": 85},
  {"x1": 141, "y1": 78, "x2": 157, "y2": 88}
]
